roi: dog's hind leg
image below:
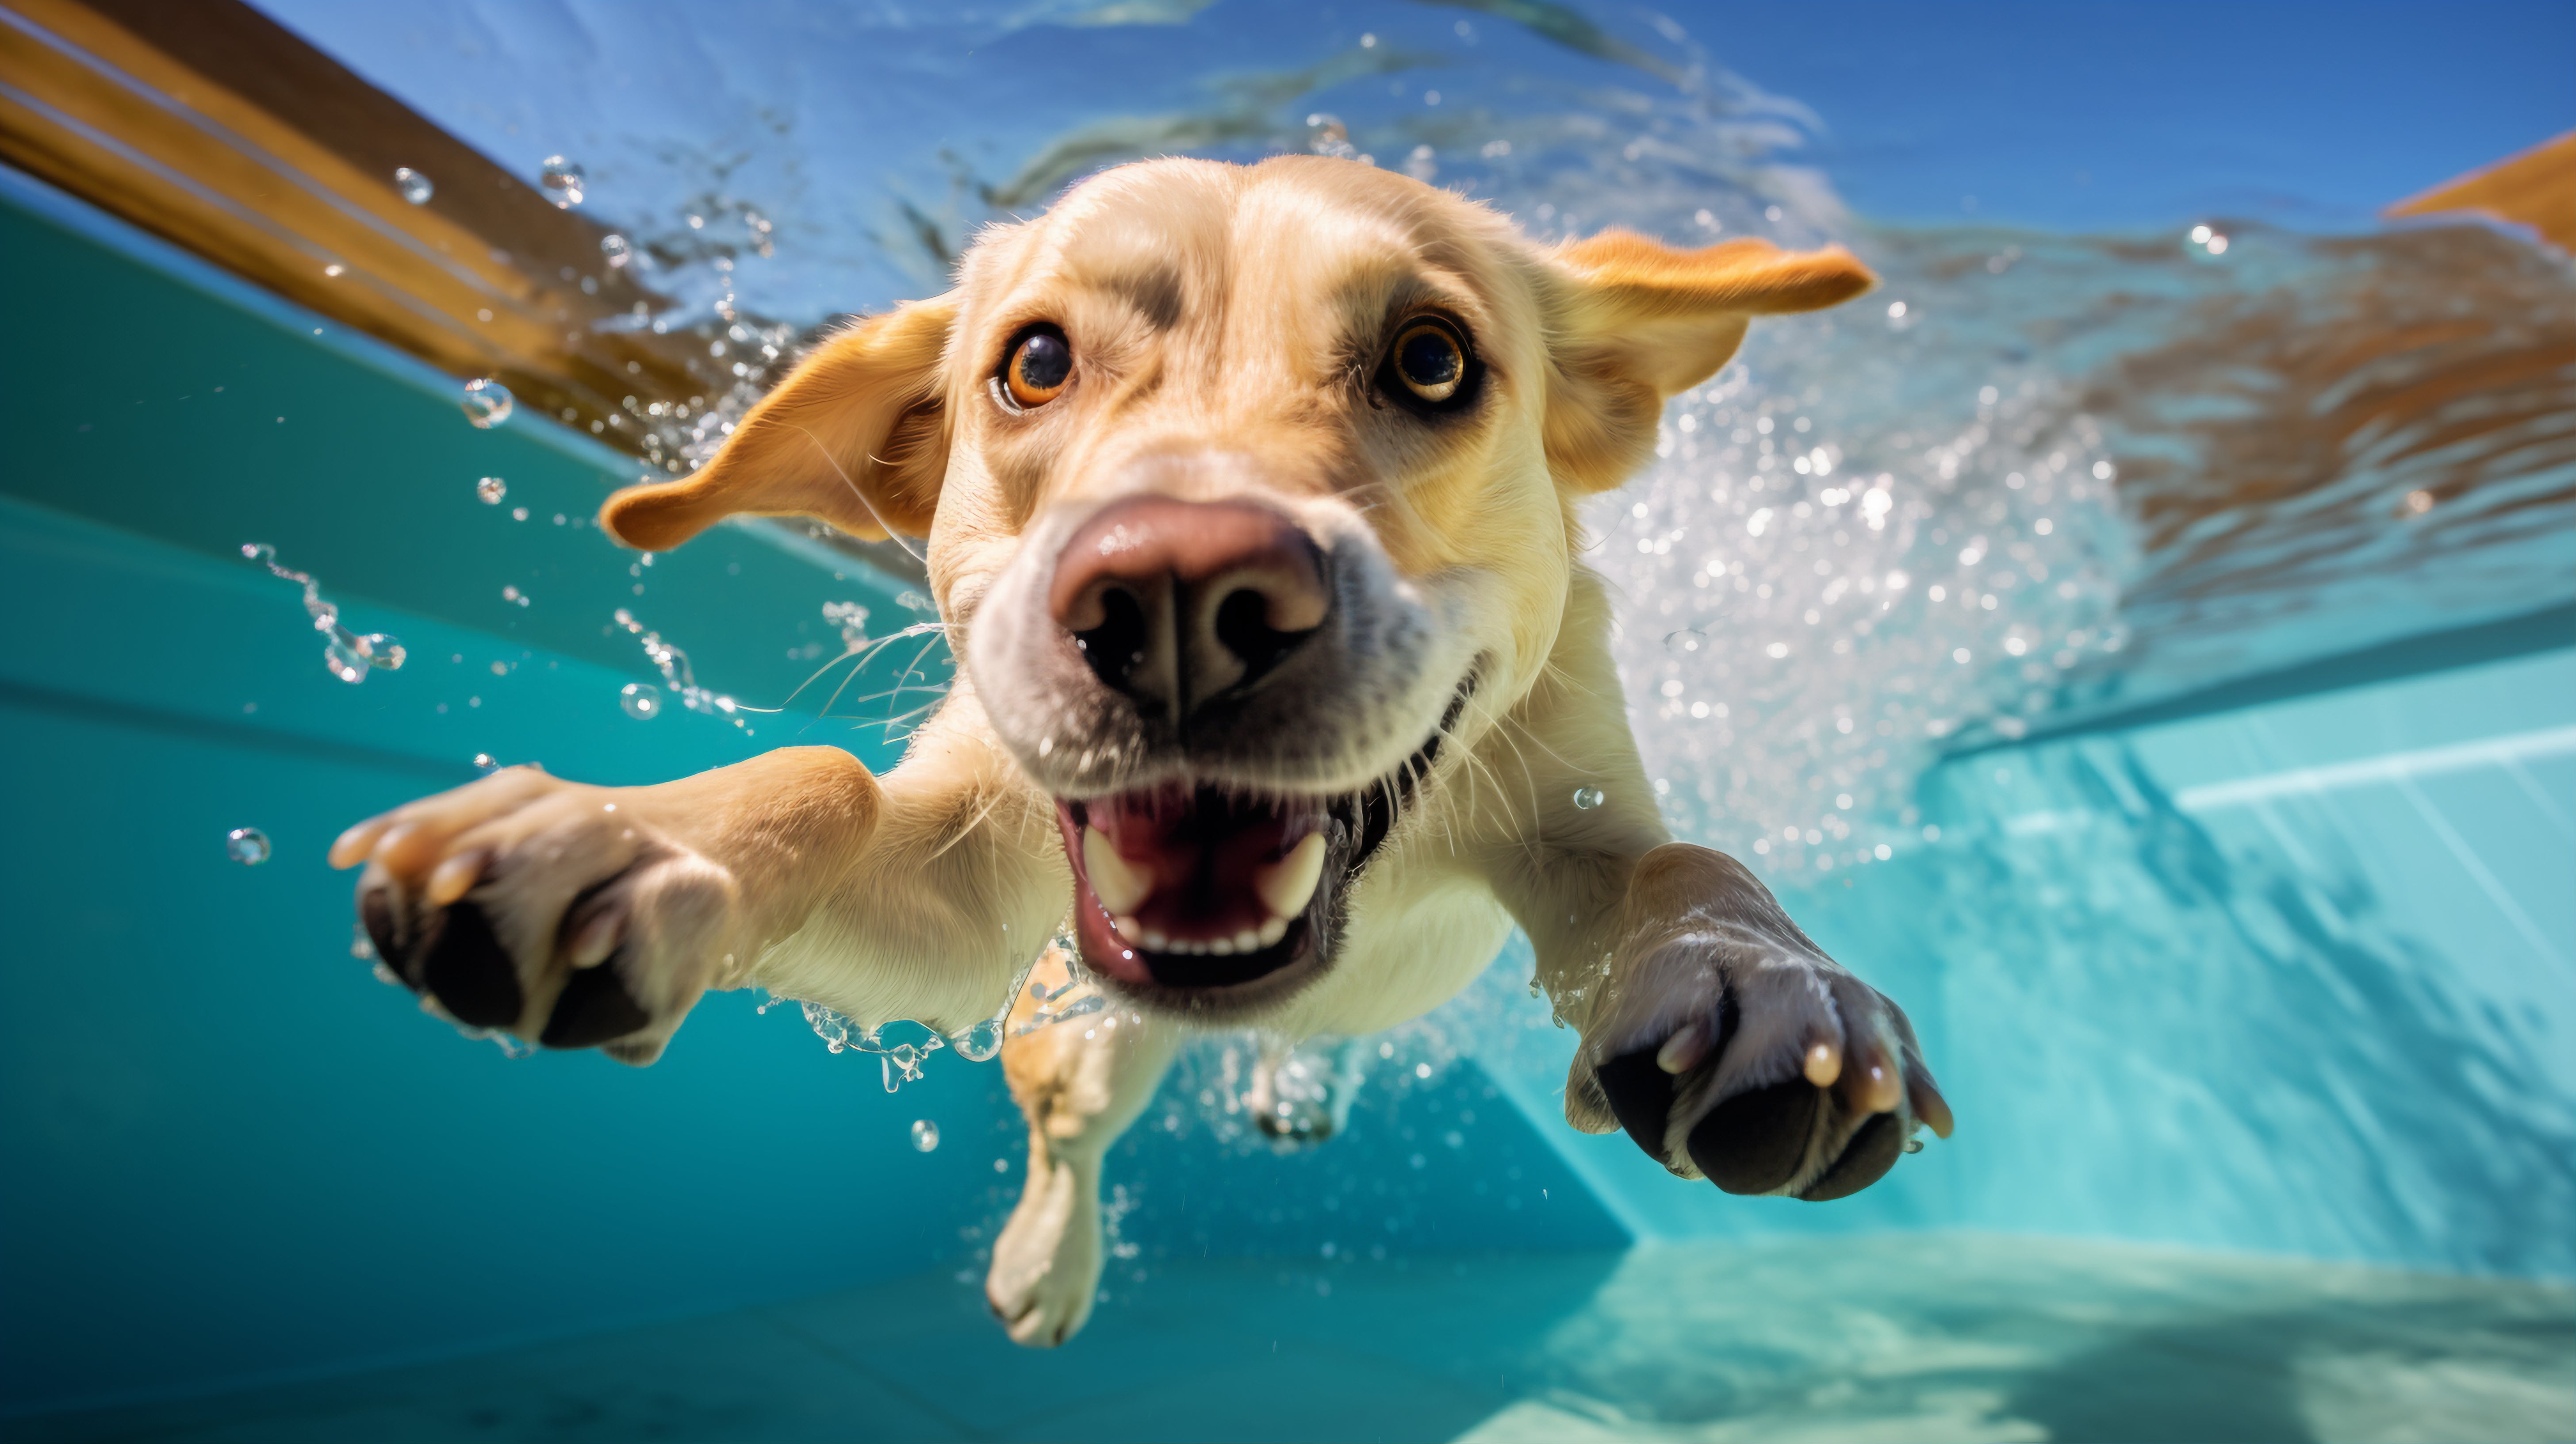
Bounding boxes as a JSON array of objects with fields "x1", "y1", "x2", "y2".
[{"x1": 986, "y1": 948, "x2": 1178, "y2": 1347}]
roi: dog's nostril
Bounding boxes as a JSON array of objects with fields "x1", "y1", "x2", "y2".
[
  {"x1": 1213, "y1": 586, "x2": 1309, "y2": 684},
  {"x1": 1074, "y1": 586, "x2": 1153, "y2": 699}
]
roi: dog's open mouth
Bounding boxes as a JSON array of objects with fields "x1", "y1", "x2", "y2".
[{"x1": 1055, "y1": 679, "x2": 1472, "y2": 993}]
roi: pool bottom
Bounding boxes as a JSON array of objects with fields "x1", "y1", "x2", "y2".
[{"x1": 16, "y1": 1236, "x2": 2566, "y2": 1444}]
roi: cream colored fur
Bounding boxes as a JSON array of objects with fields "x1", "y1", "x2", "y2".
[{"x1": 333, "y1": 156, "x2": 1949, "y2": 1349}]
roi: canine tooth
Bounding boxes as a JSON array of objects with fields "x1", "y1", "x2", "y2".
[
  {"x1": 1254, "y1": 833, "x2": 1327, "y2": 918},
  {"x1": 1209, "y1": 937, "x2": 1235, "y2": 956},
  {"x1": 1113, "y1": 914, "x2": 1143, "y2": 941},
  {"x1": 1258, "y1": 916, "x2": 1288, "y2": 947},
  {"x1": 1082, "y1": 827, "x2": 1151, "y2": 914},
  {"x1": 1232, "y1": 928, "x2": 1260, "y2": 952}
]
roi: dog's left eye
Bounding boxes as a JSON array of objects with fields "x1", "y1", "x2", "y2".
[{"x1": 1386, "y1": 318, "x2": 1469, "y2": 406}]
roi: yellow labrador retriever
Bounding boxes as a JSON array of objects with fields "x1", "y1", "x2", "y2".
[{"x1": 332, "y1": 156, "x2": 1951, "y2": 1347}]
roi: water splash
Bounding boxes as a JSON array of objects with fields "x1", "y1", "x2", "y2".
[
  {"x1": 241, "y1": 544, "x2": 406, "y2": 684},
  {"x1": 391, "y1": 166, "x2": 432, "y2": 205},
  {"x1": 224, "y1": 827, "x2": 270, "y2": 865}
]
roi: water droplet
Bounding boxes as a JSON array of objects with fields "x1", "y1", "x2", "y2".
[
  {"x1": 910, "y1": 1119, "x2": 940, "y2": 1152},
  {"x1": 351, "y1": 921, "x2": 377, "y2": 958},
  {"x1": 393, "y1": 166, "x2": 433, "y2": 204},
  {"x1": 225, "y1": 827, "x2": 271, "y2": 865},
  {"x1": 949, "y1": 1016, "x2": 1005, "y2": 1062},
  {"x1": 476, "y1": 476, "x2": 506, "y2": 504},
  {"x1": 1663, "y1": 628, "x2": 1706, "y2": 654},
  {"x1": 538, "y1": 155, "x2": 585, "y2": 208},
  {"x1": 1572, "y1": 786, "x2": 1606, "y2": 810},
  {"x1": 460, "y1": 378, "x2": 512, "y2": 428},
  {"x1": 619, "y1": 683, "x2": 663, "y2": 720},
  {"x1": 599, "y1": 233, "x2": 631, "y2": 268},
  {"x1": 473, "y1": 753, "x2": 499, "y2": 773}
]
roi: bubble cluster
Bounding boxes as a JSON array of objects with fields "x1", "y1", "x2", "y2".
[{"x1": 241, "y1": 544, "x2": 406, "y2": 684}]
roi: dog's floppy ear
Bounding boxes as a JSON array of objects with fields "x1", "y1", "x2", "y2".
[
  {"x1": 1543, "y1": 232, "x2": 1873, "y2": 492},
  {"x1": 599, "y1": 296, "x2": 958, "y2": 551}
]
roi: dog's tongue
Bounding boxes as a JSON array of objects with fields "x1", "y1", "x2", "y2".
[{"x1": 1061, "y1": 787, "x2": 1329, "y2": 979}]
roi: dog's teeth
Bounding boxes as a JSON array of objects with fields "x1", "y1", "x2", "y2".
[
  {"x1": 1113, "y1": 914, "x2": 1143, "y2": 941},
  {"x1": 1209, "y1": 937, "x2": 1235, "y2": 956},
  {"x1": 1082, "y1": 827, "x2": 1152, "y2": 915},
  {"x1": 1257, "y1": 916, "x2": 1288, "y2": 947},
  {"x1": 1231, "y1": 928, "x2": 1260, "y2": 952},
  {"x1": 1142, "y1": 929, "x2": 1171, "y2": 952},
  {"x1": 1254, "y1": 832, "x2": 1328, "y2": 919}
]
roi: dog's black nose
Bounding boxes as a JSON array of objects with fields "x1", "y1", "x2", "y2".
[{"x1": 1050, "y1": 495, "x2": 1328, "y2": 724}]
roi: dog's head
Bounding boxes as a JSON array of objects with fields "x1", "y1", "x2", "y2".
[{"x1": 602, "y1": 157, "x2": 1868, "y2": 1016}]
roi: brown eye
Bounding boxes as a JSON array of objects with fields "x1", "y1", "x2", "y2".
[
  {"x1": 1387, "y1": 318, "x2": 1468, "y2": 405},
  {"x1": 1004, "y1": 326, "x2": 1072, "y2": 408}
]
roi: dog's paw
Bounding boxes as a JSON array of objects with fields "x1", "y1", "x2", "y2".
[
  {"x1": 1566, "y1": 845, "x2": 1952, "y2": 1199},
  {"x1": 986, "y1": 1157, "x2": 1102, "y2": 1348},
  {"x1": 332, "y1": 767, "x2": 743, "y2": 1064}
]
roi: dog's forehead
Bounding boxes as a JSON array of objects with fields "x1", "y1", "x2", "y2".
[{"x1": 982, "y1": 157, "x2": 1518, "y2": 327}]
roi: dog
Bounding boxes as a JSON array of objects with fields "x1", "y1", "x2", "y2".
[{"x1": 332, "y1": 155, "x2": 1952, "y2": 1348}]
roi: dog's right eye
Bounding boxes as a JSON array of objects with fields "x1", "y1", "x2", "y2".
[{"x1": 1004, "y1": 326, "x2": 1073, "y2": 408}]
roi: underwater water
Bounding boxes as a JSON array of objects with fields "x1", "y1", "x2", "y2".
[{"x1": 3, "y1": 2, "x2": 2573, "y2": 1440}]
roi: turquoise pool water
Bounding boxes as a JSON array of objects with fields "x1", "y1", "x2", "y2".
[{"x1": 3, "y1": 4, "x2": 2572, "y2": 1440}]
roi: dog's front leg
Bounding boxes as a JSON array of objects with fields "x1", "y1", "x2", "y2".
[
  {"x1": 1476, "y1": 572, "x2": 1952, "y2": 1199},
  {"x1": 986, "y1": 949, "x2": 1179, "y2": 1347},
  {"x1": 334, "y1": 693, "x2": 1067, "y2": 1062}
]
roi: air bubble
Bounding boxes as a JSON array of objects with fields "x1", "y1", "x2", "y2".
[
  {"x1": 476, "y1": 476, "x2": 506, "y2": 504},
  {"x1": 1572, "y1": 787, "x2": 1606, "y2": 810},
  {"x1": 538, "y1": 155, "x2": 585, "y2": 208},
  {"x1": 473, "y1": 753, "x2": 500, "y2": 772},
  {"x1": 225, "y1": 827, "x2": 271, "y2": 865},
  {"x1": 460, "y1": 379, "x2": 513, "y2": 428},
  {"x1": 1664, "y1": 628, "x2": 1706, "y2": 654},
  {"x1": 600, "y1": 233, "x2": 631, "y2": 268},
  {"x1": 619, "y1": 683, "x2": 663, "y2": 719},
  {"x1": 393, "y1": 167, "x2": 433, "y2": 204},
  {"x1": 911, "y1": 1119, "x2": 940, "y2": 1152}
]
